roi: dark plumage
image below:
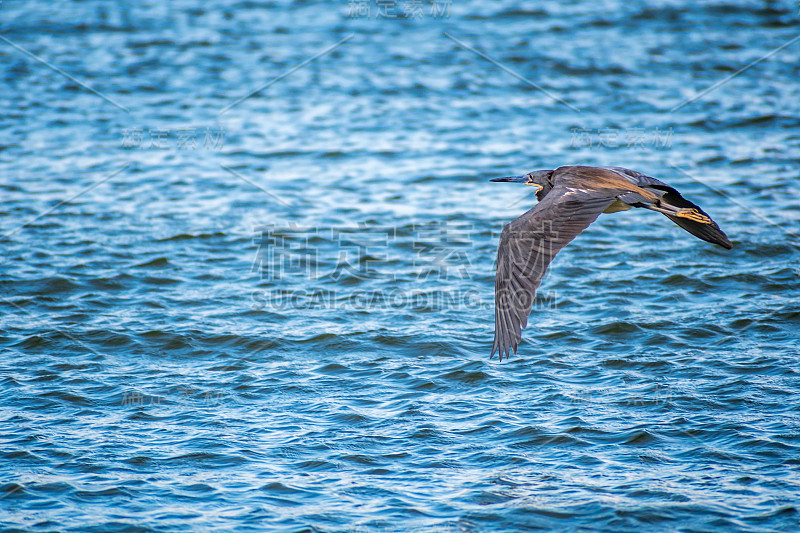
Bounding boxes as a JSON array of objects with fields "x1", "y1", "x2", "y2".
[{"x1": 490, "y1": 165, "x2": 732, "y2": 360}]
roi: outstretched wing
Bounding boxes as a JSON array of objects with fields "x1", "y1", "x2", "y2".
[{"x1": 492, "y1": 185, "x2": 618, "y2": 360}]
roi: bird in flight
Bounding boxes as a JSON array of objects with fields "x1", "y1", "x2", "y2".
[{"x1": 490, "y1": 165, "x2": 732, "y2": 360}]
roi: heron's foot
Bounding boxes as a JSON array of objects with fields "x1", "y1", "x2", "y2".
[{"x1": 676, "y1": 208, "x2": 712, "y2": 224}]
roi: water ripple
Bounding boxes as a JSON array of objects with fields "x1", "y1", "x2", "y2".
[{"x1": 2, "y1": 0, "x2": 800, "y2": 531}]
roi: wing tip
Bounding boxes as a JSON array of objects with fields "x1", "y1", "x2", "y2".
[{"x1": 490, "y1": 339, "x2": 519, "y2": 362}]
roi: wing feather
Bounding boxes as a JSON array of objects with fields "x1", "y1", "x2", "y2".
[{"x1": 492, "y1": 186, "x2": 617, "y2": 359}]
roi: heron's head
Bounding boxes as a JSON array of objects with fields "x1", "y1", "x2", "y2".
[{"x1": 491, "y1": 170, "x2": 554, "y2": 200}]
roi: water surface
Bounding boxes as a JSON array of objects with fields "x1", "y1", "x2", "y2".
[{"x1": 2, "y1": 1, "x2": 800, "y2": 531}]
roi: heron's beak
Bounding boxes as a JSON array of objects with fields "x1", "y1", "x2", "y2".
[
  {"x1": 491, "y1": 176, "x2": 526, "y2": 183},
  {"x1": 490, "y1": 176, "x2": 543, "y2": 191}
]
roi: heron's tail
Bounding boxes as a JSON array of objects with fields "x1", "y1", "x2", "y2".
[{"x1": 642, "y1": 187, "x2": 733, "y2": 249}]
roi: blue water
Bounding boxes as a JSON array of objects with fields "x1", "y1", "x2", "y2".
[{"x1": 2, "y1": 1, "x2": 800, "y2": 531}]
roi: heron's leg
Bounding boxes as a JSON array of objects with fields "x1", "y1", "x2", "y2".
[
  {"x1": 636, "y1": 202, "x2": 712, "y2": 224},
  {"x1": 617, "y1": 191, "x2": 713, "y2": 224}
]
